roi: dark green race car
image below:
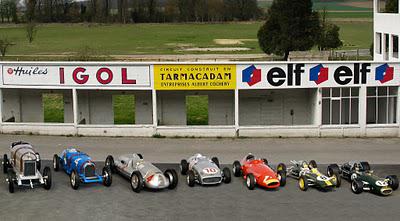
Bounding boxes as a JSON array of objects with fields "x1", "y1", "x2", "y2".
[{"x1": 327, "y1": 161, "x2": 399, "y2": 196}]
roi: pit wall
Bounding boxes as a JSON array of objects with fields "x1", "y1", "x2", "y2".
[{"x1": 0, "y1": 61, "x2": 399, "y2": 137}]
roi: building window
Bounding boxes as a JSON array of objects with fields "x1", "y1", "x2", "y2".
[
  {"x1": 322, "y1": 88, "x2": 359, "y2": 125},
  {"x1": 367, "y1": 87, "x2": 397, "y2": 124},
  {"x1": 385, "y1": 33, "x2": 390, "y2": 60},
  {"x1": 393, "y1": 35, "x2": 399, "y2": 58},
  {"x1": 377, "y1": 0, "x2": 399, "y2": 13},
  {"x1": 376, "y1": 32, "x2": 382, "y2": 54}
]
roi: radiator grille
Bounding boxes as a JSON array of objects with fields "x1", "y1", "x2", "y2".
[
  {"x1": 85, "y1": 165, "x2": 96, "y2": 177},
  {"x1": 24, "y1": 161, "x2": 36, "y2": 176},
  {"x1": 202, "y1": 177, "x2": 221, "y2": 184}
]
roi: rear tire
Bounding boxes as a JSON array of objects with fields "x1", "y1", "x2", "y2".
[
  {"x1": 3, "y1": 154, "x2": 9, "y2": 174},
  {"x1": 180, "y1": 159, "x2": 189, "y2": 175},
  {"x1": 43, "y1": 166, "x2": 52, "y2": 190},
  {"x1": 211, "y1": 157, "x2": 220, "y2": 168},
  {"x1": 102, "y1": 167, "x2": 112, "y2": 187},
  {"x1": 35, "y1": 152, "x2": 41, "y2": 171},
  {"x1": 164, "y1": 169, "x2": 178, "y2": 189},
  {"x1": 222, "y1": 167, "x2": 231, "y2": 184},
  {"x1": 277, "y1": 163, "x2": 287, "y2": 173},
  {"x1": 137, "y1": 153, "x2": 143, "y2": 159},
  {"x1": 246, "y1": 173, "x2": 256, "y2": 190},
  {"x1": 360, "y1": 161, "x2": 370, "y2": 171},
  {"x1": 130, "y1": 171, "x2": 144, "y2": 193},
  {"x1": 351, "y1": 179, "x2": 363, "y2": 194},
  {"x1": 187, "y1": 170, "x2": 195, "y2": 187},
  {"x1": 232, "y1": 160, "x2": 242, "y2": 177},
  {"x1": 105, "y1": 155, "x2": 115, "y2": 173},
  {"x1": 327, "y1": 164, "x2": 340, "y2": 177},
  {"x1": 262, "y1": 158, "x2": 268, "y2": 165},
  {"x1": 7, "y1": 169, "x2": 14, "y2": 193},
  {"x1": 299, "y1": 176, "x2": 308, "y2": 191},
  {"x1": 309, "y1": 160, "x2": 317, "y2": 169},
  {"x1": 53, "y1": 154, "x2": 60, "y2": 172},
  {"x1": 278, "y1": 170, "x2": 286, "y2": 187},
  {"x1": 387, "y1": 175, "x2": 399, "y2": 190},
  {"x1": 70, "y1": 170, "x2": 80, "y2": 190}
]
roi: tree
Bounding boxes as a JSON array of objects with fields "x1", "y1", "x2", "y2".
[
  {"x1": 26, "y1": 22, "x2": 38, "y2": 43},
  {"x1": 385, "y1": 0, "x2": 398, "y2": 13},
  {"x1": 317, "y1": 9, "x2": 342, "y2": 50},
  {"x1": 257, "y1": 0, "x2": 321, "y2": 60},
  {"x1": 0, "y1": 36, "x2": 13, "y2": 57}
]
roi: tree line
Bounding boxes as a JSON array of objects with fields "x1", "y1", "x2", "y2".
[{"x1": 1, "y1": 0, "x2": 263, "y2": 23}]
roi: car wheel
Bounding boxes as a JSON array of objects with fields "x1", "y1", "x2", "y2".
[
  {"x1": 130, "y1": 171, "x2": 144, "y2": 193},
  {"x1": 277, "y1": 163, "x2": 287, "y2": 173},
  {"x1": 7, "y1": 169, "x2": 15, "y2": 193},
  {"x1": 299, "y1": 176, "x2": 308, "y2": 191},
  {"x1": 386, "y1": 175, "x2": 399, "y2": 190},
  {"x1": 70, "y1": 170, "x2": 80, "y2": 190},
  {"x1": 278, "y1": 170, "x2": 286, "y2": 187},
  {"x1": 232, "y1": 160, "x2": 242, "y2": 177},
  {"x1": 351, "y1": 179, "x2": 363, "y2": 194},
  {"x1": 327, "y1": 164, "x2": 340, "y2": 177},
  {"x1": 222, "y1": 167, "x2": 231, "y2": 184},
  {"x1": 331, "y1": 171, "x2": 341, "y2": 188},
  {"x1": 137, "y1": 154, "x2": 143, "y2": 159},
  {"x1": 105, "y1": 155, "x2": 115, "y2": 173},
  {"x1": 53, "y1": 154, "x2": 60, "y2": 172},
  {"x1": 187, "y1": 170, "x2": 195, "y2": 187},
  {"x1": 164, "y1": 169, "x2": 178, "y2": 189},
  {"x1": 102, "y1": 167, "x2": 112, "y2": 187},
  {"x1": 180, "y1": 159, "x2": 189, "y2": 175},
  {"x1": 211, "y1": 157, "x2": 220, "y2": 168},
  {"x1": 262, "y1": 158, "x2": 268, "y2": 166},
  {"x1": 35, "y1": 152, "x2": 41, "y2": 171},
  {"x1": 43, "y1": 166, "x2": 52, "y2": 190},
  {"x1": 246, "y1": 173, "x2": 256, "y2": 190},
  {"x1": 309, "y1": 160, "x2": 317, "y2": 169},
  {"x1": 360, "y1": 161, "x2": 370, "y2": 171},
  {"x1": 3, "y1": 154, "x2": 9, "y2": 174}
]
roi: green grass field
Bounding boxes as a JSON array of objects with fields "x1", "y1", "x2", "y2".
[
  {"x1": 186, "y1": 96, "x2": 209, "y2": 125},
  {"x1": 43, "y1": 94, "x2": 64, "y2": 123}
]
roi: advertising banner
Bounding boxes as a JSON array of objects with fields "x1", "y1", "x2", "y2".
[
  {"x1": 2, "y1": 64, "x2": 151, "y2": 87},
  {"x1": 154, "y1": 64, "x2": 236, "y2": 90},
  {"x1": 238, "y1": 63, "x2": 400, "y2": 89}
]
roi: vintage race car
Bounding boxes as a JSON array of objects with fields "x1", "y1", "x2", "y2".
[
  {"x1": 105, "y1": 153, "x2": 178, "y2": 193},
  {"x1": 53, "y1": 148, "x2": 112, "y2": 190},
  {"x1": 180, "y1": 153, "x2": 231, "y2": 187},
  {"x1": 327, "y1": 161, "x2": 399, "y2": 196},
  {"x1": 232, "y1": 153, "x2": 286, "y2": 190},
  {"x1": 287, "y1": 160, "x2": 340, "y2": 191},
  {"x1": 2, "y1": 141, "x2": 52, "y2": 193}
]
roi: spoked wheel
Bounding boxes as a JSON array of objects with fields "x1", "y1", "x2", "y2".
[
  {"x1": 3, "y1": 154, "x2": 9, "y2": 174},
  {"x1": 70, "y1": 170, "x2": 80, "y2": 190},
  {"x1": 164, "y1": 169, "x2": 178, "y2": 189},
  {"x1": 130, "y1": 171, "x2": 144, "y2": 193},
  {"x1": 105, "y1": 155, "x2": 115, "y2": 173},
  {"x1": 53, "y1": 154, "x2": 60, "y2": 171},
  {"x1": 102, "y1": 167, "x2": 112, "y2": 187},
  {"x1": 7, "y1": 169, "x2": 15, "y2": 193},
  {"x1": 43, "y1": 166, "x2": 52, "y2": 190}
]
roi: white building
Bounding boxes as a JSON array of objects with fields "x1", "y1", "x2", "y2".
[{"x1": 374, "y1": 0, "x2": 400, "y2": 61}]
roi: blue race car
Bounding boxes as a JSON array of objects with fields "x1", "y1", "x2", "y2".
[{"x1": 53, "y1": 148, "x2": 112, "y2": 190}]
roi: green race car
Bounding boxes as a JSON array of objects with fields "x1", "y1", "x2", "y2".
[{"x1": 327, "y1": 161, "x2": 399, "y2": 196}]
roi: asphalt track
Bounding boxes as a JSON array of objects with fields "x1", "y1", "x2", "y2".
[{"x1": 0, "y1": 135, "x2": 399, "y2": 221}]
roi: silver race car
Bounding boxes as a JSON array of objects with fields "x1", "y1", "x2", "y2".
[
  {"x1": 105, "y1": 153, "x2": 178, "y2": 193},
  {"x1": 180, "y1": 153, "x2": 231, "y2": 187}
]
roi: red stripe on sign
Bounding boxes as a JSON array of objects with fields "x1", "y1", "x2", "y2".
[{"x1": 59, "y1": 68, "x2": 65, "y2": 84}]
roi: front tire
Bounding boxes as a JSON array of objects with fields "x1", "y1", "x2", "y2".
[
  {"x1": 7, "y1": 169, "x2": 15, "y2": 193},
  {"x1": 211, "y1": 157, "x2": 220, "y2": 168},
  {"x1": 53, "y1": 154, "x2": 60, "y2": 171},
  {"x1": 246, "y1": 173, "x2": 256, "y2": 190},
  {"x1": 180, "y1": 159, "x2": 189, "y2": 175},
  {"x1": 102, "y1": 167, "x2": 112, "y2": 187},
  {"x1": 222, "y1": 167, "x2": 231, "y2": 184},
  {"x1": 130, "y1": 171, "x2": 144, "y2": 193},
  {"x1": 309, "y1": 160, "x2": 317, "y2": 169},
  {"x1": 351, "y1": 179, "x2": 363, "y2": 194},
  {"x1": 70, "y1": 170, "x2": 80, "y2": 190},
  {"x1": 3, "y1": 154, "x2": 9, "y2": 174},
  {"x1": 187, "y1": 170, "x2": 195, "y2": 187},
  {"x1": 299, "y1": 176, "x2": 308, "y2": 191},
  {"x1": 105, "y1": 155, "x2": 115, "y2": 173},
  {"x1": 43, "y1": 166, "x2": 52, "y2": 190},
  {"x1": 232, "y1": 160, "x2": 242, "y2": 177},
  {"x1": 387, "y1": 175, "x2": 399, "y2": 190},
  {"x1": 332, "y1": 171, "x2": 341, "y2": 188},
  {"x1": 164, "y1": 169, "x2": 178, "y2": 189}
]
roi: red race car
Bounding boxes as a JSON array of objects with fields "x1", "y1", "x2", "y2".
[{"x1": 233, "y1": 153, "x2": 287, "y2": 190}]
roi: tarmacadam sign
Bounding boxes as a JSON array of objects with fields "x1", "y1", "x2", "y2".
[
  {"x1": 237, "y1": 63, "x2": 399, "y2": 89},
  {"x1": 2, "y1": 65, "x2": 151, "y2": 87}
]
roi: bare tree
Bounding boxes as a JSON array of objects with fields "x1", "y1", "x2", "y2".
[
  {"x1": 0, "y1": 36, "x2": 13, "y2": 57},
  {"x1": 26, "y1": 22, "x2": 38, "y2": 43}
]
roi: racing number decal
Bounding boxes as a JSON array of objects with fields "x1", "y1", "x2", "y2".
[
  {"x1": 263, "y1": 176, "x2": 270, "y2": 183},
  {"x1": 203, "y1": 168, "x2": 218, "y2": 174}
]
